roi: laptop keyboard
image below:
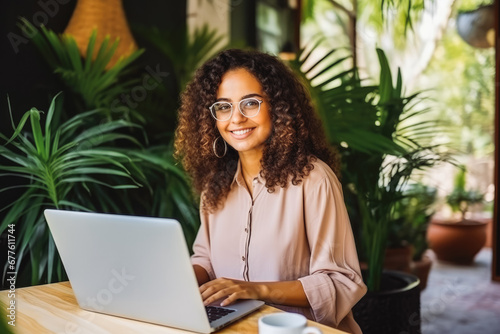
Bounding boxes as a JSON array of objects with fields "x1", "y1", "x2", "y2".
[{"x1": 205, "y1": 305, "x2": 236, "y2": 322}]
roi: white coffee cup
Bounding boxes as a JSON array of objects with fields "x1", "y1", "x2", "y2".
[{"x1": 258, "y1": 313, "x2": 323, "y2": 334}]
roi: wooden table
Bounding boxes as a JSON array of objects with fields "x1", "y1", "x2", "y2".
[{"x1": 0, "y1": 282, "x2": 346, "y2": 333}]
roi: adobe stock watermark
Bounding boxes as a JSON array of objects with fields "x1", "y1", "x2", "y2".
[
  {"x1": 418, "y1": 278, "x2": 469, "y2": 333},
  {"x1": 4, "y1": 224, "x2": 17, "y2": 327},
  {"x1": 109, "y1": 64, "x2": 169, "y2": 114},
  {"x1": 7, "y1": 0, "x2": 72, "y2": 54},
  {"x1": 63, "y1": 267, "x2": 135, "y2": 334},
  {"x1": 52, "y1": 63, "x2": 168, "y2": 157}
]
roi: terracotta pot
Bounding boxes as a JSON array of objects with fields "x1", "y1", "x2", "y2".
[
  {"x1": 474, "y1": 217, "x2": 493, "y2": 247},
  {"x1": 383, "y1": 245, "x2": 413, "y2": 273},
  {"x1": 410, "y1": 254, "x2": 433, "y2": 291},
  {"x1": 427, "y1": 219, "x2": 488, "y2": 264}
]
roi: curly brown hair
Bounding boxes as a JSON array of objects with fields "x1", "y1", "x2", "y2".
[{"x1": 175, "y1": 49, "x2": 339, "y2": 213}]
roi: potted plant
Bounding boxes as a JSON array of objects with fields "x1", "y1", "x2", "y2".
[
  {"x1": 427, "y1": 167, "x2": 487, "y2": 264},
  {"x1": 387, "y1": 183, "x2": 437, "y2": 290},
  {"x1": 0, "y1": 94, "x2": 142, "y2": 286},
  {"x1": 289, "y1": 44, "x2": 451, "y2": 333},
  {"x1": 1, "y1": 21, "x2": 205, "y2": 287}
]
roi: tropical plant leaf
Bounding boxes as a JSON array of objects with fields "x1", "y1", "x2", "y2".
[
  {"x1": 0, "y1": 94, "x2": 143, "y2": 285},
  {"x1": 290, "y1": 40, "x2": 451, "y2": 291},
  {"x1": 18, "y1": 19, "x2": 144, "y2": 118},
  {"x1": 135, "y1": 24, "x2": 226, "y2": 92}
]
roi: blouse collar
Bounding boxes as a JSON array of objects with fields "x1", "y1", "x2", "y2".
[{"x1": 231, "y1": 159, "x2": 265, "y2": 188}]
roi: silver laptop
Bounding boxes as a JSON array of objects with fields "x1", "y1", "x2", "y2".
[{"x1": 44, "y1": 209, "x2": 264, "y2": 333}]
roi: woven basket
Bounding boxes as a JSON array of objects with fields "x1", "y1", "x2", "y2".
[{"x1": 64, "y1": 0, "x2": 138, "y2": 68}]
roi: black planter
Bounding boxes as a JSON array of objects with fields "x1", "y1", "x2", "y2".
[{"x1": 353, "y1": 270, "x2": 420, "y2": 334}]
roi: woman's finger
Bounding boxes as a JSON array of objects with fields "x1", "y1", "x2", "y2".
[{"x1": 203, "y1": 287, "x2": 236, "y2": 305}]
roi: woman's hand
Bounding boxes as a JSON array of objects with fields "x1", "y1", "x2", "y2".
[
  {"x1": 199, "y1": 278, "x2": 310, "y2": 308},
  {"x1": 199, "y1": 278, "x2": 264, "y2": 306}
]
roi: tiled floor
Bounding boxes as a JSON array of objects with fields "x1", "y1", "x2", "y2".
[{"x1": 421, "y1": 248, "x2": 500, "y2": 334}]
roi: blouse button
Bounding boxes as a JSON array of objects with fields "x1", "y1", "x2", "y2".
[
  {"x1": 241, "y1": 256, "x2": 245, "y2": 261},
  {"x1": 244, "y1": 228, "x2": 248, "y2": 233}
]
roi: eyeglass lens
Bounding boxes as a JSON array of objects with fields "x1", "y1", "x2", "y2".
[{"x1": 211, "y1": 98, "x2": 261, "y2": 121}]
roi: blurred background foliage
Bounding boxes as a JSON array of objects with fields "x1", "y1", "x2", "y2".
[
  {"x1": 417, "y1": 15, "x2": 495, "y2": 157},
  {"x1": 0, "y1": 0, "x2": 495, "y2": 292},
  {"x1": 0, "y1": 0, "x2": 226, "y2": 287}
]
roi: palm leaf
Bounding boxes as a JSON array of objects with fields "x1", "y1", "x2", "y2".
[
  {"x1": 289, "y1": 41, "x2": 405, "y2": 154},
  {"x1": 136, "y1": 24, "x2": 226, "y2": 92},
  {"x1": 291, "y1": 40, "x2": 450, "y2": 291},
  {"x1": 19, "y1": 19, "x2": 144, "y2": 117},
  {"x1": 0, "y1": 94, "x2": 143, "y2": 285}
]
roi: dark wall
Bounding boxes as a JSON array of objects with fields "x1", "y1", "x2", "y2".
[
  {"x1": 0, "y1": 0, "x2": 186, "y2": 135},
  {"x1": 0, "y1": 1, "x2": 187, "y2": 262},
  {"x1": 231, "y1": 0, "x2": 257, "y2": 47},
  {"x1": 0, "y1": 1, "x2": 76, "y2": 134}
]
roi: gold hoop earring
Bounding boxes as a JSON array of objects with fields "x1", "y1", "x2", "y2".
[{"x1": 213, "y1": 136, "x2": 227, "y2": 158}]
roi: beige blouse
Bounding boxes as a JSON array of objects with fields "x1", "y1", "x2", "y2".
[{"x1": 191, "y1": 158, "x2": 367, "y2": 333}]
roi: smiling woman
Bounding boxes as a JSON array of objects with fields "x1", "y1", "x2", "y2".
[
  {"x1": 174, "y1": 49, "x2": 367, "y2": 333},
  {"x1": 213, "y1": 68, "x2": 273, "y2": 187}
]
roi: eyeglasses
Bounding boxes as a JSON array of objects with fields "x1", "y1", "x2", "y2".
[{"x1": 209, "y1": 97, "x2": 263, "y2": 121}]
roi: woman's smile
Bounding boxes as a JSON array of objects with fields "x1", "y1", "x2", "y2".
[
  {"x1": 215, "y1": 68, "x2": 272, "y2": 159},
  {"x1": 229, "y1": 127, "x2": 255, "y2": 137}
]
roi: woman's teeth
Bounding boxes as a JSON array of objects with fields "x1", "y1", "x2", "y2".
[{"x1": 232, "y1": 129, "x2": 252, "y2": 135}]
